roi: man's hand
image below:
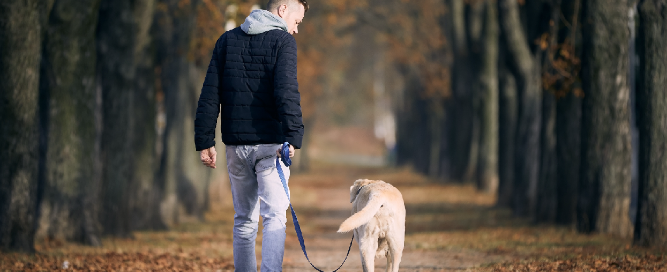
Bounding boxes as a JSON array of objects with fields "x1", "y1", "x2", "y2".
[
  {"x1": 276, "y1": 144, "x2": 295, "y2": 158},
  {"x1": 200, "y1": 146, "x2": 217, "y2": 169}
]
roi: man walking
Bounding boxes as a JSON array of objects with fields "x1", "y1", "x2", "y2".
[{"x1": 194, "y1": 0, "x2": 307, "y2": 271}]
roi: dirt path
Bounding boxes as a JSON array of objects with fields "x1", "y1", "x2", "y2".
[
  {"x1": 275, "y1": 164, "x2": 509, "y2": 271},
  {"x1": 7, "y1": 161, "x2": 663, "y2": 271}
]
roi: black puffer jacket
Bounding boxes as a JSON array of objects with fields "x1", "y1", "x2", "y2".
[{"x1": 194, "y1": 27, "x2": 304, "y2": 151}]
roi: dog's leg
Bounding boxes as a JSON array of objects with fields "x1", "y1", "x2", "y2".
[
  {"x1": 377, "y1": 239, "x2": 391, "y2": 272},
  {"x1": 385, "y1": 250, "x2": 393, "y2": 272},
  {"x1": 360, "y1": 243, "x2": 377, "y2": 272},
  {"x1": 358, "y1": 230, "x2": 378, "y2": 272},
  {"x1": 387, "y1": 236, "x2": 403, "y2": 272}
]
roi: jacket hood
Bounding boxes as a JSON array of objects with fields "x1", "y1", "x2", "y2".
[{"x1": 240, "y1": 9, "x2": 288, "y2": 35}]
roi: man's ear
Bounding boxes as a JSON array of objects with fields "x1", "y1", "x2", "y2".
[{"x1": 277, "y1": 4, "x2": 288, "y2": 18}]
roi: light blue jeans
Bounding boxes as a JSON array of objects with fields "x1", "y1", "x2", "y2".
[{"x1": 226, "y1": 144, "x2": 290, "y2": 272}]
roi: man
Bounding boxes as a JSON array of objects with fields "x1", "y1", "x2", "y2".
[{"x1": 194, "y1": 0, "x2": 307, "y2": 271}]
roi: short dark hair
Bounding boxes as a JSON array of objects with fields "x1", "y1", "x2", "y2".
[{"x1": 267, "y1": 0, "x2": 309, "y2": 13}]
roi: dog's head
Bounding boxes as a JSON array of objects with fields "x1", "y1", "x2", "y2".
[{"x1": 349, "y1": 179, "x2": 381, "y2": 203}]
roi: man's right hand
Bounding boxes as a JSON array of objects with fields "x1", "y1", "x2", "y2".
[
  {"x1": 276, "y1": 144, "x2": 295, "y2": 158},
  {"x1": 200, "y1": 146, "x2": 217, "y2": 169}
]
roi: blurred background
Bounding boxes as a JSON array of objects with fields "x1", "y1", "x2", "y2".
[{"x1": 1, "y1": 0, "x2": 666, "y2": 255}]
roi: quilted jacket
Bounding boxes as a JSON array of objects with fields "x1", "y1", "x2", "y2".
[{"x1": 194, "y1": 17, "x2": 304, "y2": 151}]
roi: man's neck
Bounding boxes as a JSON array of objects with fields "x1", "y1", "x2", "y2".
[{"x1": 269, "y1": 10, "x2": 280, "y2": 17}]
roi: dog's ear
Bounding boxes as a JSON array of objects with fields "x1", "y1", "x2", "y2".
[{"x1": 349, "y1": 185, "x2": 357, "y2": 203}]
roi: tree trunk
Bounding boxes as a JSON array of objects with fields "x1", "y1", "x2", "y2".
[
  {"x1": 497, "y1": 65, "x2": 517, "y2": 207},
  {"x1": 459, "y1": 0, "x2": 486, "y2": 183},
  {"x1": 36, "y1": 0, "x2": 102, "y2": 246},
  {"x1": 126, "y1": 0, "x2": 163, "y2": 231},
  {"x1": 555, "y1": 0, "x2": 583, "y2": 226},
  {"x1": 535, "y1": 0, "x2": 562, "y2": 223},
  {"x1": 556, "y1": 91, "x2": 582, "y2": 225},
  {"x1": 97, "y1": 0, "x2": 161, "y2": 237},
  {"x1": 536, "y1": 93, "x2": 558, "y2": 222},
  {"x1": 154, "y1": 0, "x2": 208, "y2": 226},
  {"x1": 499, "y1": 0, "x2": 542, "y2": 217},
  {"x1": 477, "y1": 0, "x2": 499, "y2": 193},
  {"x1": 0, "y1": 0, "x2": 43, "y2": 252},
  {"x1": 296, "y1": 118, "x2": 314, "y2": 172},
  {"x1": 444, "y1": 0, "x2": 479, "y2": 182},
  {"x1": 578, "y1": 0, "x2": 633, "y2": 238},
  {"x1": 429, "y1": 100, "x2": 445, "y2": 179},
  {"x1": 634, "y1": 0, "x2": 667, "y2": 247},
  {"x1": 451, "y1": 0, "x2": 467, "y2": 56},
  {"x1": 396, "y1": 70, "x2": 430, "y2": 174}
]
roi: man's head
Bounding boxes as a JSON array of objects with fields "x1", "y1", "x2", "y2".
[{"x1": 267, "y1": 0, "x2": 308, "y2": 35}]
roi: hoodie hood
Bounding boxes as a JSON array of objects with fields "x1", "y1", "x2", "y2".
[{"x1": 240, "y1": 9, "x2": 288, "y2": 35}]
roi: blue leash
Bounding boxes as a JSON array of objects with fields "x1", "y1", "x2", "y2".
[{"x1": 276, "y1": 142, "x2": 354, "y2": 272}]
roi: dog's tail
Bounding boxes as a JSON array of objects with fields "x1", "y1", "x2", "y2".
[{"x1": 337, "y1": 194, "x2": 384, "y2": 233}]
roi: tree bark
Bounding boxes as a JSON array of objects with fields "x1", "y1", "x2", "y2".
[
  {"x1": 154, "y1": 0, "x2": 208, "y2": 226},
  {"x1": 634, "y1": 0, "x2": 667, "y2": 247},
  {"x1": 477, "y1": 0, "x2": 499, "y2": 193},
  {"x1": 499, "y1": 0, "x2": 542, "y2": 217},
  {"x1": 578, "y1": 0, "x2": 633, "y2": 238},
  {"x1": 458, "y1": 0, "x2": 486, "y2": 183},
  {"x1": 556, "y1": 91, "x2": 582, "y2": 225},
  {"x1": 126, "y1": 0, "x2": 163, "y2": 231},
  {"x1": 36, "y1": 0, "x2": 102, "y2": 246},
  {"x1": 97, "y1": 0, "x2": 161, "y2": 236},
  {"x1": 429, "y1": 99, "x2": 445, "y2": 179},
  {"x1": 535, "y1": 0, "x2": 562, "y2": 223},
  {"x1": 555, "y1": 0, "x2": 582, "y2": 226},
  {"x1": 536, "y1": 93, "x2": 558, "y2": 222},
  {"x1": 0, "y1": 0, "x2": 43, "y2": 252},
  {"x1": 442, "y1": 0, "x2": 480, "y2": 182},
  {"x1": 497, "y1": 65, "x2": 517, "y2": 207},
  {"x1": 396, "y1": 71, "x2": 430, "y2": 174},
  {"x1": 451, "y1": 0, "x2": 467, "y2": 56}
]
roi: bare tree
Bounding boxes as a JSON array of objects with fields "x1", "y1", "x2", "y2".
[
  {"x1": 36, "y1": 0, "x2": 102, "y2": 246},
  {"x1": 477, "y1": 0, "x2": 499, "y2": 193},
  {"x1": 0, "y1": 0, "x2": 43, "y2": 252},
  {"x1": 154, "y1": 0, "x2": 209, "y2": 226},
  {"x1": 578, "y1": 0, "x2": 633, "y2": 238},
  {"x1": 634, "y1": 0, "x2": 667, "y2": 247},
  {"x1": 555, "y1": 0, "x2": 582, "y2": 226},
  {"x1": 498, "y1": 0, "x2": 543, "y2": 217},
  {"x1": 535, "y1": 0, "x2": 563, "y2": 224},
  {"x1": 497, "y1": 65, "x2": 517, "y2": 207},
  {"x1": 97, "y1": 0, "x2": 161, "y2": 236}
]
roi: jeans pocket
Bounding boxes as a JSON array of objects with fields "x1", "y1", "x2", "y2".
[
  {"x1": 255, "y1": 144, "x2": 280, "y2": 174},
  {"x1": 225, "y1": 146, "x2": 246, "y2": 176},
  {"x1": 256, "y1": 155, "x2": 277, "y2": 175}
]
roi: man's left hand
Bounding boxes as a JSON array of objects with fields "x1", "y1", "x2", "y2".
[{"x1": 200, "y1": 146, "x2": 217, "y2": 169}]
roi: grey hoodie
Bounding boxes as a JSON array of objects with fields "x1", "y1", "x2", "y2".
[{"x1": 240, "y1": 9, "x2": 288, "y2": 35}]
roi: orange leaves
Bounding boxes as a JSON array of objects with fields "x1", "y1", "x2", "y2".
[
  {"x1": 178, "y1": 0, "x2": 192, "y2": 9},
  {"x1": 192, "y1": 0, "x2": 261, "y2": 66},
  {"x1": 193, "y1": 0, "x2": 227, "y2": 65},
  {"x1": 489, "y1": 254, "x2": 667, "y2": 272},
  {"x1": 372, "y1": 0, "x2": 451, "y2": 99},
  {"x1": 542, "y1": 39, "x2": 582, "y2": 98},
  {"x1": 0, "y1": 250, "x2": 235, "y2": 271}
]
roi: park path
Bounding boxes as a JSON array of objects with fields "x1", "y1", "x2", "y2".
[{"x1": 264, "y1": 163, "x2": 509, "y2": 272}]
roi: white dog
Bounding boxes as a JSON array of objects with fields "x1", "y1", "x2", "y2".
[{"x1": 338, "y1": 179, "x2": 406, "y2": 272}]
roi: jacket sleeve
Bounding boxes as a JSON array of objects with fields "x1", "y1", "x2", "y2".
[
  {"x1": 194, "y1": 37, "x2": 224, "y2": 151},
  {"x1": 273, "y1": 35, "x2": 305, "y2": 149}
]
